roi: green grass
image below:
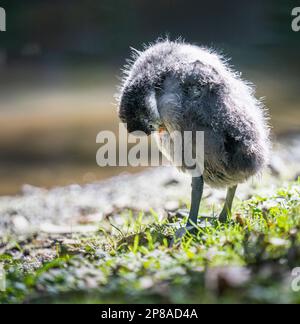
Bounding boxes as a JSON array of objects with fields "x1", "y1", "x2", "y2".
[{"x1": 1, "y1": 180, "x2": 300, "y2": 304}]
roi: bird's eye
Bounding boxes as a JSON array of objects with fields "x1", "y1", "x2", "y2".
[{"x1": 148, "y1": 123, "x2": 155, "y2": 131}]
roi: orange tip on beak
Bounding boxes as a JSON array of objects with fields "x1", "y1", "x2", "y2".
[{"x1": 158, "y1": 127, "x2": 166, "y2": 134}]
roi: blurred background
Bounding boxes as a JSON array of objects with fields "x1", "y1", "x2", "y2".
[{"x1": 0, "y1": 0, "x2": 299, "y2": 195}]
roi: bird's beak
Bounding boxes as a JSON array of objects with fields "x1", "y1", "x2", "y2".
[{"x1": 158, "y1": 127, "x2": 166, "y2": 133}]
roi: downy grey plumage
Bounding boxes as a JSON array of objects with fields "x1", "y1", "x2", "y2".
[{"x1": 117, "y1": 39, "x2": 270, "y2": 188}]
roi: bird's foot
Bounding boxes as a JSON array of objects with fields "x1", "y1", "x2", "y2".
[
  {"x1": 218, "y1": 210, "x2": 229, "y2": 223},
  {"x1": 170, "y1": 225, "x2": 197, "y2": 247},
  {"x1": 174, "y1": 209, "x2": 212, "y2": 220}
]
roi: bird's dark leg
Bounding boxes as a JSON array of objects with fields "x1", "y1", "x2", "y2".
[
  {"x1": 172, "y1": 176, "x2": 203, "y2": 244},
  {"x1": 218, "y1": 185, "x2": 237, "y2": 223},
  {"x1": 187, "y1": 175, "x2": 204, "y2": 228}
]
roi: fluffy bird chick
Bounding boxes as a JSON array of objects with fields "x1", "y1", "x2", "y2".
[{"x1": 117, "y1": 39, "x2": 270, "y2": 238}]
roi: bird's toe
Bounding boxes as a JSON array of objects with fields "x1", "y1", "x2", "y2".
[
  {"x1": 218, "y1": 211, "x2": 229, "y2": 223},
  {"x1": 170, "y1": 225, "x2": 197, "y2": 247}
]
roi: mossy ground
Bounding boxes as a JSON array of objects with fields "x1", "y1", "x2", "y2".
[{"x1": 1, "y1": 179, "x2": 300, "y2": 304}]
